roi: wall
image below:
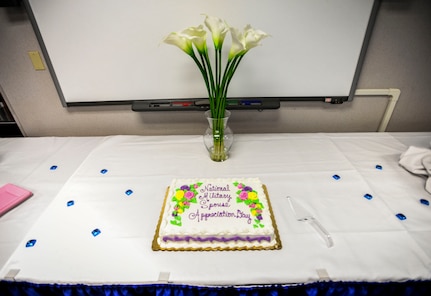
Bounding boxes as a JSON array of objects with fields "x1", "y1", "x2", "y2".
[{"x1": 0, "y1": 0, "x2": 430, "y2": 137}]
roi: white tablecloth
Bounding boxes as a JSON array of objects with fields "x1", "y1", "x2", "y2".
[{"x1": 0, "y1": 133, "x2": 430, "y2": 285}]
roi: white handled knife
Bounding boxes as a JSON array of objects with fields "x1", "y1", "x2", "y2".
[{"x1": 286, "y1": 196, "x2": 334, "y2": 248}]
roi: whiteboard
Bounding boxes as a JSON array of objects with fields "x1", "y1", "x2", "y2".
[{"x1": 25, "y1": 0, "x2": 378, "y2": 106}]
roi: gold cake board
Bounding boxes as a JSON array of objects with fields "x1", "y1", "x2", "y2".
[{"x1": 152, "y1": 185, "x2": 282, "y2": 251}]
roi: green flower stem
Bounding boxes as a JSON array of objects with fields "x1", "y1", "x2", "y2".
[
  {"x1": 190, "y1": 53, "x2": 212, "y2": 101},
  {"x1": 216, "y1": 49, "x2": 222, "y2": 92},
  {"x1": 163, "y1": 17, "x2": 268, "y2": 161},
  {"x1": 210, "y1": 116, "x2": 227, "y2": 161},
  {"x1": 222, "y1": 55, "x2": 244, "y2": 99},
  {"x1": 187, "y1": 43, "x2": 245, "y2": 162},
  {"x1": 192, "y1": 50, "x2": 226, "y2": 162},
  {"x1": 200, "y1": 52, "x2": 216, "y2": 99},
  {"x1": 208, "y1": 55, "x2": 244, "y2": 161}
]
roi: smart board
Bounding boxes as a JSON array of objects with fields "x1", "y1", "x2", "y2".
[{"x1": 25, "y1": 0, "x2": 379, "y2": 106}]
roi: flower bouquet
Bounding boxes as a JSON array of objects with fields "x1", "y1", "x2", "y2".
[{"x1": 163, "y1": 15, "x2": 268, "y2": 161}]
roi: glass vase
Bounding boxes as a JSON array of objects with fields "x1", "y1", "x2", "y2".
[{"x1": 203, "y1": 110, "x2": 234, "y2": 162}]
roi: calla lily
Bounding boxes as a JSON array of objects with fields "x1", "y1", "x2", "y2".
[
  {"x1": 163, "y1": 16, "x2": 268, "y2": 161},
  {"x1": 243, "y1": 24, "x2": 269, "y2": 51},
  {"x1": 228, "y1": 25, "x2": 269, "y2": 60},
  {"x1": 228, "y1": 27, "x2": 247, "y2": 60},
  {"x1": 163, "y1": 32, "x2": 194, "y2": 56},
  {"x1": 182, "y1": 25, "x2": 207, "y2": 54},
  {"x1": 204, "y1": 15, "x2": 229, "y2": 50}
]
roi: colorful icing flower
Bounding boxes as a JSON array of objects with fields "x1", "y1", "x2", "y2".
[
  {"x1": 234, "y1": 181, "x2": 265, "y2": 228},
  {"x1": 175, "y1": 190, "x2": 185, "y2": 200},
  {"x1": 170, "y1": 182, "x2": 202, "y2": 226},
  {"x1": 184, "y1": 190, "x2": 195, "y2": 199},
  {"x1": 248, "y1": 191, "x2": 258, "y2": 200},
  {"x1": 239, "y1": 191, "x2": 249, "y2": 200}
]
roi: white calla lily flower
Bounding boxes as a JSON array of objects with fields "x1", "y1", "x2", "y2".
[
  {"x1": 204, "y1": 15, "x2": 229, "y2": 50},
  {"x1": 228, "y1": 25, "x2": 269, "y2": 60},
  {"x1": 163, "y1": 15, "x2": 268, "y2": 111},
  {"x1": 243, "y1": 25, "x2": 269, "y2": 51},
  {"x1": 228, "y1": 27, "x2": 247, "y2": 60},
  {"x1": 182, "y1": 25, "x2": 207, "y2": 54},
  {"x1": 163, "y1": 15, "x2": 268, "y2": 161},
  {"x1": 163, "y1": 32, "x2": 194, "y2": 56}
]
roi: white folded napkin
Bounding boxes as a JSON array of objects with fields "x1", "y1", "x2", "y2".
[{"x1": 399, "y1": 144, "x2": 431, "y2": 194}]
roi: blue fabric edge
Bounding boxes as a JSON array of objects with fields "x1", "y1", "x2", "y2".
[{"x1": 1, "y1": 280, "x2": 431, "y2": 296}]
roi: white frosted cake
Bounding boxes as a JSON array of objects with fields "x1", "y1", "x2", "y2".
[{"x1": 153, "y1": 178, "x2": 281, "y2": 251}]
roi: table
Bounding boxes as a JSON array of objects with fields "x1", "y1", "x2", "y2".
[{"x1": 1, "y1": 133, "x2": 430, "y2": 295}]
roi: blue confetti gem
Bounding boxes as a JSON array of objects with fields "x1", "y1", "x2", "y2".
[
  {"x1": 100, "y1": 169, "x2": 108, "y2": 174},
  {"x1": 26, "y1": 239, "x2": 37, "y2": 248},
  {"x1": 375, "y1": 165, "x2": 383, "y2": 170},
  {"x1": 50, "y1": 165, "x2": 58, "y2": 170},
  {"x1": 420, "y1": 199, "x2": 429, "y2": 206},
  {"x1": 125, "y1": 189, "x2": 133, "y2": 196},
  {"x1": 363, "y1": 193, "x2": 373, "y2": 200},
  {"x1": 67, "y1": 200, "x2": 75, "y2": 207},
  {"x1": 332, "y1": 174, "x2": 341, "y2": 180},
  {"x1": 91, "y1": 228, "x2": 101, "y2": 237},
  {"x1": 396, "y1": 213, "x2": 407, "y2": 220}
]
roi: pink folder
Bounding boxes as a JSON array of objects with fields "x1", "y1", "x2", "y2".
[{"x1": 0, "y1": 183, "x2": 33, "y2": 216}]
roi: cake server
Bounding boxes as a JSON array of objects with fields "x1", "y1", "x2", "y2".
[{"x1": 286, "y1": 196, "x2": 334, "y2": 248}]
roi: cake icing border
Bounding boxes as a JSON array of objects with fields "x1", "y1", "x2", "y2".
[{"x1": 152, "y1": 184, "x2": 282, "y2": 251}]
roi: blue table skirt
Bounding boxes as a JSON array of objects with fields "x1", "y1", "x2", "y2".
[{"x1": 1, "y1": 280, "x2": 430, "y2": 296}]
